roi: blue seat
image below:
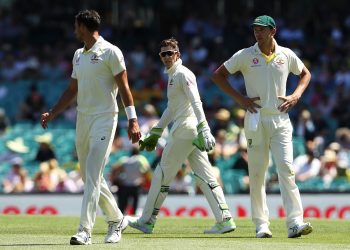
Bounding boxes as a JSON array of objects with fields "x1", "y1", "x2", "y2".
[
  {"x1": 293, "y1": 137, "x2": 305, "y2": 158},
  {"x1": 330, "y1": 177, "x2": 350, "y2": 192},
  {"x1": 297, "y1": 177, "x2": 325, "y2": 192},
  {"x1": 221, "y1": 169, "x2": 247, "y2": 194},
  {"x1": 215, "y1": 153, "x2": 239, "y2": 171}
]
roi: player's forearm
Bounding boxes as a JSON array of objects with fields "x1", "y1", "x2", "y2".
[
  {"x1": 119, "y1": 86, "x2": 135, "y2": 107},
  {"x1": 191, "y1": 100, "x2": 206, "y2": 124},
  {"x1": 50, "y1": 88, "x2": 77, "y2": 116},
  {"x1": 156, "y1": 107, "x2": 173, "y2": 129},
  {"x1": 292, "y1": 67, "x2": 311, "y2": 100},
  {"x1": 120, "y1": 88, "x2": 138, "y2": 122},
  {"x1": 182, "y1": 81, "x2": 206, "y2": 124},
  {"x1": 211, "y1": 72, "x2": 245, "y2": 103},
  {"x1": 117, "y1": 77, "x2": 134, "y2": 107},
  {"x1": 115, "y1": 70, "x2": 135, "y2": 107}
]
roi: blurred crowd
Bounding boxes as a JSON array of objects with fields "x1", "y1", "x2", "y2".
[{"x1": 1, "y1": 0, "x2": 350, "y2": 197}]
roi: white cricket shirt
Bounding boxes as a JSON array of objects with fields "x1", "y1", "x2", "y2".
[
  {"x1": 157, "y1": 59, "x2": 204, "y2": 127},
  {"x1": 71, "y1": 36, "x2": 126, "y2": 115},
  {"x1": 224, "y1": 40, "x2": 304, "y2": 114}
]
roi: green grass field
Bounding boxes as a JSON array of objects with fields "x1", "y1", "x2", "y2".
[{"x1": 0, "y1": 216, "x2": 349, "y2": 249}]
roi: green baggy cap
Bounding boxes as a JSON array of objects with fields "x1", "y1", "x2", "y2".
[{"x1": 252, "y1": 15, "x2": 276, "y2": 28}]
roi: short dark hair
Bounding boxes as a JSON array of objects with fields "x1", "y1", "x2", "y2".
[
  {"x1": 160, "y1": 38, "x2": 180, "y2": 52},
  {"x1": 75, "y1": 10, "x2": 101, "y2": 32}
]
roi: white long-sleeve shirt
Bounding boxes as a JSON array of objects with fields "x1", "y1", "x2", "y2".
[{"x1": 156, "y1": 59, "x2": 206, "y2": 129}]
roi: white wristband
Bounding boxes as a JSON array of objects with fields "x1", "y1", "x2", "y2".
[{"x1": 125, "y1": 106, "x2": 137, "y2": 120}]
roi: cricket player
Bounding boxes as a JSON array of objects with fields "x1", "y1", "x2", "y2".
[
  {"x1": 127, "y1": 38, "x2": 236, "y2": 234},
  {"x1": 211, "y1": 15, "x2": 313, "y2": 238},
  {"x1": 40, "y1": 10, "x2": 141, "y2": 245}
]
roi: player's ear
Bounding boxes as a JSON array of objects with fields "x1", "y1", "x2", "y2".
[
  {"x1": 270, "y1": 28, "x2": 277, "y2": 37},
  {"x1": 177, "y1": 51, "x2": 181, "y2": 59}
]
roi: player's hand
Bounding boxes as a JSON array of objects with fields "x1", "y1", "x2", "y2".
[
  {"x1": 41, "y1": 112, "x2": 55, "y2": 129},
  {"x1": 192, "y1": 121, "x2": 215, "y2": 152},
  {"x1": 128, "y1": 119, "x2": 142, "y2": 143},
  {"x1": 139, "y1": 127, "x2": 163, "y2": 151},
  {"x1": 278, "y1": 95, "x2": 299, "y2": 113},
  {"x1": 238, "y1": 96, "x2": 261, "y2": 113}
]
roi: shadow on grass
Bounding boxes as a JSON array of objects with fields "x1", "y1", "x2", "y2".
[
  {"x1": 0, "y1": 243, "x2": 66, "y2": 247},
  {"x1": 137, "y1": 235, "x2": 256, "y2": 239},
  {"x1": 0, "y1": 242, "x2": 109, "y2": 246}
]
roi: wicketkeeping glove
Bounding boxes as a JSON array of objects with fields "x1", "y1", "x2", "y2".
[
  {"x1": 192, "y1": 121, "x2": 216, "y2": 152},
  {"x1": 139, "y1": 127, "x2": 163, "y2": 151}
]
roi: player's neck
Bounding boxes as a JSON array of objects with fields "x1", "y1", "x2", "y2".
[
  {"x1": 258, "y1": 40, "x2": 275, "y2": 56},
  {"x1": 84, "y1": 32, "x2": 99, "y2": 51}
]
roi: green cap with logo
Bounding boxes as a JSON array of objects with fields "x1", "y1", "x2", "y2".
[{"x1": 252, "y1": 15, "x2": 276, "y2": 28}]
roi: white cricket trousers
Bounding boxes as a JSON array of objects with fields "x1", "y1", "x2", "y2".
[
  {"x1": 245, "y1": 113, "x2": 304, "y2": 228},
  {"x1": 141, "y1": 117, "x2": 232, "y2": 224},
  {"x1": 76, "y1": 112, "x2": 123, "y2": 231}
]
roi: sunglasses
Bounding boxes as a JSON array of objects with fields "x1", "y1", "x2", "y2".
[{"x1": 159, "y1": 50, "x2": 177, "y2": 57}]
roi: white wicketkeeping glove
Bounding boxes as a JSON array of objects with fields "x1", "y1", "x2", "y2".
[{"x1": 192, "y1": 121, "x2": 216, "y2": 152}]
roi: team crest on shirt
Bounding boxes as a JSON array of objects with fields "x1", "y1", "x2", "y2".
[
  {"x1": 251, "y1": 57, "x2": 261, "y2": 67},
  {"x1": 248, "y1": 139, "x2": 253, "y2": 148},
  {"x1": 169, "y1": 78, "x2": 174, "y2": 86},
  {"x1": 90, "y1": 53, "x2": 100, "y2": 64},
  {"x1": 275, "y1": 57, "x2": 285, "y2": 65}
]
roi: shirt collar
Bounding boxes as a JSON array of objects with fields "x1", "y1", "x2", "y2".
[
  {"x1": 253, "y1": 39, "x2": 280, "y2": 55},
  {"x1": 165, "y1": 59, "x2": 182, "y2": 75},
  {"x1": 83, "y1": 36, "x2": 104, "y2": 53}
]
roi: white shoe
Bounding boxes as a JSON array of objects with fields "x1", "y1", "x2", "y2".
[
  {"x1": 127, "y1": 216, "x2": 154, "y2": 234},
  {"x1": 70, "y1": 227, "x2": 92, "y2": 245},
  {"x1": 204, "y1": 218, "x2": 236, "y2": 234},
  {"x1": 288, "y1": 222, "x2": 313, "y2": 238},
  {"x1": 256, "y1": 224, "x2": 272, "y2": 238},
  {"x1": 104, "y1": 217, "x2": 128, "y2": 243}
]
